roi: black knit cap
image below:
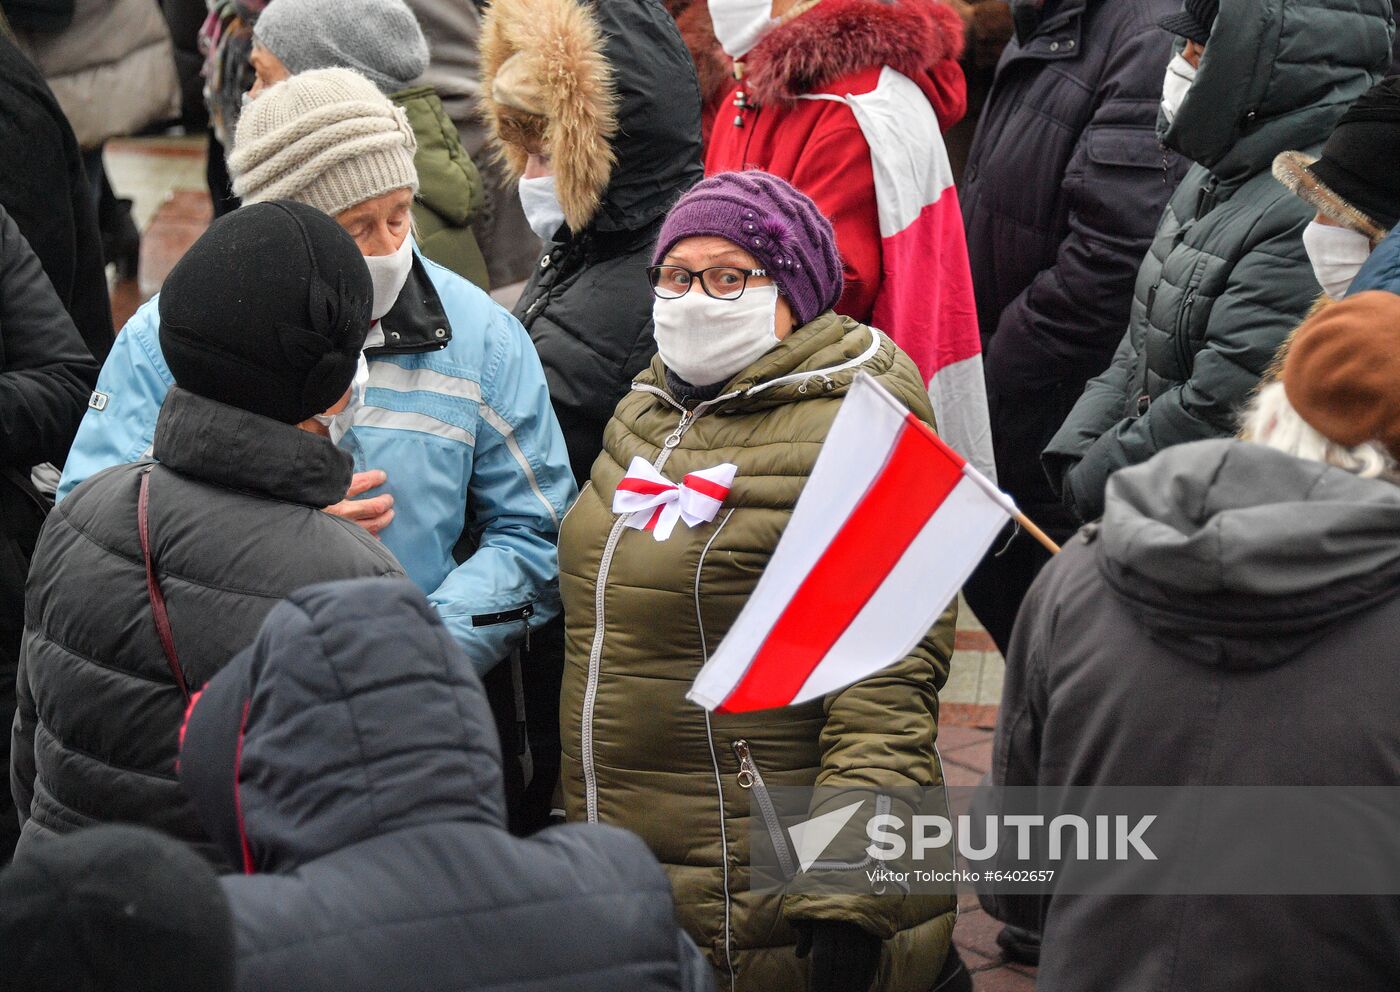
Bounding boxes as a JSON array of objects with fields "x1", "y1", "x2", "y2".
[
  {"x1": 1159, "y1": 0, "x2": 1218, "y2": 44},
  {"x1": 1302, "y1": 76, "x2": 1400, "y2": 233},
  {"x1": 159, "y1": 200, "x2": 372, "y2": 425},
  {"x1": 0, "y1": 825, "x2": 235, "y2": 992}
]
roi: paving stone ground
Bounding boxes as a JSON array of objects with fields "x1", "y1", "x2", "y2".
[{"x1": 107, "y1": 134, "x2": 1033, "y2": 991}]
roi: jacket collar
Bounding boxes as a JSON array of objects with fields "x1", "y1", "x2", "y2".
[
  {"x1": 634, "y1": 311, "x2": 887, "y2": 414},
  {"x1": 741, "y1": 0, "x2": 964, "y2": 105},
  {"x1": 153, "y1": 387, "x2": 353, "y2": 507},
  {"x1": 371, "y1": 252, "x2": 453, "y2": 355}
]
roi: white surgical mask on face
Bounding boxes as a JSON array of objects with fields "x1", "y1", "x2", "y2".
[
  {"x1": 518, "y1": 175, "x2": 567, "y2": 243},
  {"x1": 653, "y1": 284, "x2": 780, "y2": 387},
  {"x1": 1160, "y1": 53, "x2": 1197, "y2": 125},
  {"x1": 364, "y1": 234, "x2": 414, "y2": 321},
  {"x1": 1302, "y1": 220, "x2": 1373, "y2": 299},
  {"x1": 709, "y1": 0, "x2": 778, "y2": 58},
  {"x1": 313, "y1": 353, "x2": 370, "y2": 445}
]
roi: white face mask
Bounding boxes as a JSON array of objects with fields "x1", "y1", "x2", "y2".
[
  {"x1": 1160, "y1": 53, "x2": 1197, "y2": 125},
  {"x1": 709, "y1": 0, "x2": 778, "y2": 58},
  {"x1": 363, "y1": 234, "x2": 414, "y2": 321},
  {"x1": 653, "y1": 284, "x2": 780, "y2": 387},
  {"x1": 1302, "y1": 221, "x2": 1372, "y2": 300},
  {"x1": 518, "y1": 175, "x2": 568, "y2": 243},
  {"x1": 313, "y1": 353, "x2": 370, "y2": 445}
]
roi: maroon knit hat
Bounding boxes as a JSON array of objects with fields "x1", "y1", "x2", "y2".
[{"x1": 653, "y1": 171, "x2": 844, "y2": 325}]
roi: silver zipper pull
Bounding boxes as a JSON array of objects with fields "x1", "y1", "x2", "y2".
[
  {"x1": 733, "y1": 739, "x2": 755, "y2": 789},
  {"x1": 663, "y1": 411, "x2": 694, "y2": 450}
]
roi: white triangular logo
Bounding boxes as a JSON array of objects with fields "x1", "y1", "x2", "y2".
[{"x1": 788, "y1": 799, "x2": 866, "y2": 872}]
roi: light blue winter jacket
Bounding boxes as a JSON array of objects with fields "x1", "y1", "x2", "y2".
[{"x1": 58, "y1": 251, "x2": 577, "y2": 673}]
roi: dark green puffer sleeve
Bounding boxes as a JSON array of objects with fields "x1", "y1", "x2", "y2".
[
  {"x1": 1052, "y1": 197, "x2": 1318, "y2": 523},
  {"x1": 393, "y1": 85, "x2": 490, "y2": 290}
]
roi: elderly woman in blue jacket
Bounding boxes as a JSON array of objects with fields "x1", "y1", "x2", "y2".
[{"x1": 58, "y1": 69, "x2": 574, "y2": 719}]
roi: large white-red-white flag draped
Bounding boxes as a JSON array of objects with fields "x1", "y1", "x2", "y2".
[
  {"x1": 687, "y1": 373, "x2": 1013, "y2": 714},
  {"x1": 801, "y1": 67, "x2": 994, "y2": 483}
]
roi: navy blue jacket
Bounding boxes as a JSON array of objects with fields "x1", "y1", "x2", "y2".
[
  {"x1": 179, "y1": 578, "x2": 713, "y2": 992},
  {"x1": 960, "y1": 0, "x2": 1187, "y2": 521}
]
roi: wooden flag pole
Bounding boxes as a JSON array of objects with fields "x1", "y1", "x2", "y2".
[{"x1": 1014, "y1": 511, "x2": 1061, "y2": 555}]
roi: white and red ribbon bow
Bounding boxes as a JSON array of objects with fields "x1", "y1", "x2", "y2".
[{"x1": 612, "y1": 456, "x2": 738, "y2": 541}]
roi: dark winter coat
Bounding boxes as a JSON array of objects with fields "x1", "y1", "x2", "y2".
[
  {"x1": 179, "y1": 577, "x2": 714, "y2": 992},
  {"x1": 985, "y1": 439, "x2": 1400, "y2": 992},
  {"x1": 11, "y1": 387, "x2": 403, "y2": 864},
  {"x1": 0, "y1": 33, "x2": 112, "y2": 363},
  {"x1": 960, "y1": 0, "x2": 1187, "y2": 525},
  {"x1": 0, "y1": 205, "x2": 97, "y2": 862},
  {"x1": 499, "y1": 0, "x2": 703, "y2": 485},
  {"x1": 1042, "y1": 0, "x2": 1392, "y2": 523}
]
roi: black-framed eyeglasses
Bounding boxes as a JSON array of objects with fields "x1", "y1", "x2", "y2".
[{"x1": 647, "y1": 264, "x2": 768, "y2": 301}]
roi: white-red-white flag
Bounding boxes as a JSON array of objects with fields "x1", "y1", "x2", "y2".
[
  {"x1": 687, "y1": 373, "x2": 1015, "y2": 713},
  {"x1": 802, "y1": 67, "x2": 994, "y2": 483}
]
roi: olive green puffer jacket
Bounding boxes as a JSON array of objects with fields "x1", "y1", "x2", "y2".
[
  {"x1": 1042, "y1": 0, "x2": 1392, "y2": 523},
  {"x1": 559, "y1": 312, "x2": 958, "y2": 992},
  {"x1": 392, "y1": 85, "x2": 490, "y2": 290}
]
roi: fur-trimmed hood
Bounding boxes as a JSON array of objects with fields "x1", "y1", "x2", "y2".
[
  {"x1": 482, "y1": 0, "x2": 703, "y2": 236},
  {"x1": 670, "y1": 0, "x2": 966, "y2": 126}
]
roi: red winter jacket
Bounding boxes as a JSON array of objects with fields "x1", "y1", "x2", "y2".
[{"x1": 705, "y1": 0, "x2": 967, "y2": 322}]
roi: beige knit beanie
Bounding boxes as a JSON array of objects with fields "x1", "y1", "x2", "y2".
[{"x1": 229, "y1": 67, "x2": 418, "y2": 217}]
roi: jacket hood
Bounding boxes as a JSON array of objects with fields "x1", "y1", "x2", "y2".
[
  {"x1": 1160, "y1": 0, "x2": 1390, "y2": 184},
  {"x1": 1098, "y1": 439, "x2": 1400, "y2": 668},
  {"x1": 742, "y1": 0, "x2": 966, "y2": 126},
  {"x1": 482, "y1": 0, "x2": 703, "y2": 235},
  {"x1": 179, "y1": 579, "x2": 506, "y2": 874}
]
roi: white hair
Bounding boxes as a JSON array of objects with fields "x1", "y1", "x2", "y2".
[{"x1": 1241, "y1": 381, "x2": 1397, "y2": 478}]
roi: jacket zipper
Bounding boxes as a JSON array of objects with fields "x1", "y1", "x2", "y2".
[
  {"x1": 733, "y1": 740, "x2": 796, "y2": 880},
  {"x1": 696, "y1": 510, "x2": 738, "y2": 991},
  {"x1": 581, "y1": 399, "x2": 718, "y2": 822},
  {"x1": 1174, "y1": 287, "x2": 1197, "y2": 378}
]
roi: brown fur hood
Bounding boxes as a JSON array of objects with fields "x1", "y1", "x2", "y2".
[{"x1": 482, "y1": 0, "x2": 702, "y2": 236}]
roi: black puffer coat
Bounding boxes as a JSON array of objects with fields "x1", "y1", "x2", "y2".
[
  {"x1": 503, "y1": 0, "x2": 703, "y2": 485},
  {"x1": 0, "y1": 205, "x2": 97, "y2": 861},
  {"x1": 11, "y1": 388, "x2": 403, "y2": 864},
  {"x1": 179, "y1": 577, "x2": 714, "y2": 992}
]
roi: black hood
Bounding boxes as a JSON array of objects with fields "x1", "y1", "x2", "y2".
[
  {"x1": 179, "y1": 578, "x2": 506, "y2": 874},
  {"x1": 1097, "y1": 439, "x2": 1400, "y2": 669},
  {"x1": 590, "y1": 0, "x2": 704, "y2": 233}
]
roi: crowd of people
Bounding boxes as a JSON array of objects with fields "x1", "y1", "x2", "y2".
[{"x1": 0, "y1": 0, "x2": 1397, "y2": 989}]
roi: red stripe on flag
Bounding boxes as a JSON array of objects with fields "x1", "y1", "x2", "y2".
[
  {"x1": 618, "y1": 478, "x2": 675, "y2": 497},
  {"x1": 717, "y1": 414, "x2": 963, "y2": 713},
  {"x1": 683, "y1": 474, "x2": 729, "y2": 502}
]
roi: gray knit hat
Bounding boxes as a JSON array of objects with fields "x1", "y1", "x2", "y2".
[
  {"x1": 253, "y1": 0, "x2": 429, "y2": 95},
  {"x1": 230, "y1": 68, "x2": 418, "y2": 218}
]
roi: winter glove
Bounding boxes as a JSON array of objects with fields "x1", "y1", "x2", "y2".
[{"x1": 794, "y1": 920, "x2": 881, "y2": 992}]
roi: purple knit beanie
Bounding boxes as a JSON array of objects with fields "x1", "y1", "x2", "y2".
[{"x1": 653, "y1": 171, "x2": 843, "y2": 325}]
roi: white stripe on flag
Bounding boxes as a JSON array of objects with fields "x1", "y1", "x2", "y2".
[
  {"x1": 794, "y1": 473, "x2": 1011, "y2": 703},
  {"x1": 687, "y1": 377, "x2": 906, "y2": 708},
  {"x1": 929, "y1": 353, "x2": 997, "y2": 484}
]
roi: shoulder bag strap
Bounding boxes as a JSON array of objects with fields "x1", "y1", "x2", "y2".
[{"x1": 138, "y1": 468, "x2": 189, "y2": 702}]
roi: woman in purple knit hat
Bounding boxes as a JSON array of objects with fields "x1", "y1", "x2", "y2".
[{"x1": 556, "y1": 171, "x2": 970, "y2": 992}]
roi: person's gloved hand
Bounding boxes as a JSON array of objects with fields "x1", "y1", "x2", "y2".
[{"x1": 794, "y1": 920, "x2": 881, "y2": 992}]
